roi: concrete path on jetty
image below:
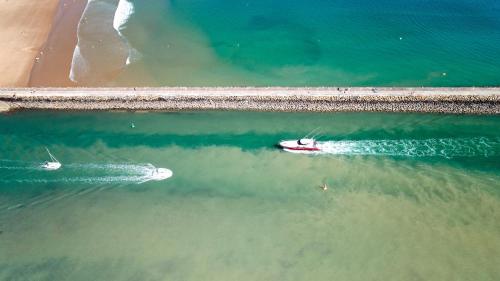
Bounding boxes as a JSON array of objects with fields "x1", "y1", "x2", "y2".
[{"x1": 0, "y1": 87, "x2": 499, "y2": 114}]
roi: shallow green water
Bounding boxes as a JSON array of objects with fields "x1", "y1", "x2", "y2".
[
  {"x1": 70, "y1": 0, "x2": 500, "y2": 86},
  {"x1": 0, "y1": 111, "x2": 500, "y2": 280}
]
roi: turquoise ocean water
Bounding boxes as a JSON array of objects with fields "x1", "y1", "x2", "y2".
[
  {"x1": 1, "y1": 111, "x2": 499, "y2": 280},
  {"x1": 70, "y1": 0, "x2": 500, "y2": 86}
]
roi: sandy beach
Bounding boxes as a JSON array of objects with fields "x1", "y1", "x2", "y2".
[{"x1": 0, "y1": 0, "x2": 63, "y2": 87}]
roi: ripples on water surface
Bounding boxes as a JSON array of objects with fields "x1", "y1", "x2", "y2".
[
  {"x1": 69, "y1": 0, "x2": 500, "y2": 86},
  {"x1": 0, "y1": 112, "x2": 499, "y2": 280}
]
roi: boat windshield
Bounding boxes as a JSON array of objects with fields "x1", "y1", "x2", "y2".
[{"x1": 298, "y1": 139, "x2": 312, "y2": 145}]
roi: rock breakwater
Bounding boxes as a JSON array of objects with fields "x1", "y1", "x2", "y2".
[{"x1": 1, "y1": 87, "x2": 499, "y2": 114}]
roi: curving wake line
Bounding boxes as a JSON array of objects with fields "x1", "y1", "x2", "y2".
[
  {"x1": 64, "y1": 163, "x2": 158, "y2": 174},
  {"x1": 0, "y1": 160, "x2": 41, "y2": 170},
  {"x1": 0, "y1": 162, "x2": 171, "y2": 184},
  {"x1": 294, "y1": 137, "x2": 500, "y2": 158},
  {"x1": 3, "y1": 176, "x2": 153, "y2": 184}
]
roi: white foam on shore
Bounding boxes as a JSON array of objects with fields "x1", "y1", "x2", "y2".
[
  {"x1": 69, "y1": 45, "x2": 88, "y2": 83},
  {"x1": 69, "y1": 0, "x2": 93, "y2": 83},
  {"x1": 113, "y1": 0, "x2": 139, "y2": 65},
  {"x1": 113, "y1": 0, "x2": 134, "y2": 32}
]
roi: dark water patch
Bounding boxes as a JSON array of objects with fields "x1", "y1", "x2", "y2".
[
  {"x1": 248, "y1": 15, "x2": 289, "y2": 30},
  {"x1": 3, "y1": 129, "x2": 499, "y2": 160}
]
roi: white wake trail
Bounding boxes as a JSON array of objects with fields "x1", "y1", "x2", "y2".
[
  {"x1": 0, "y1": 162, "x2": 169, "y2": 185},
  {"x1": 290, "y1": 137, "x2": 499, "y2": 158}
]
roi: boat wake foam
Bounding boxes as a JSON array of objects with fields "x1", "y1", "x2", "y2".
[
  {"x1": 286, "y1": 137, "x2": 500, "y2": 158},
  {"x1": 0, "y1": 162, "x2": 172, "y2": 184},
  {"x1": 0, "y1": 160, "x2": 42, "y2": 170}
]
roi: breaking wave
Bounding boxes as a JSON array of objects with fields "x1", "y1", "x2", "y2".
[
  {"x1": 113, "y1": 0, "x2": 134, "y2": 33},
  {"x1": 113, "y1": 0, "x2": 140, "y2": 65}
]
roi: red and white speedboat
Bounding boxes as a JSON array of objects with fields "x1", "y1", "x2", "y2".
[{"x1": 279, "y1": 138, "x2": 321, "y2": 152}]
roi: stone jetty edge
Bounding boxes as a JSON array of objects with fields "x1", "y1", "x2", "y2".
[{"x1": 0, "y1": 87, "x2": 499, "y2": 114}]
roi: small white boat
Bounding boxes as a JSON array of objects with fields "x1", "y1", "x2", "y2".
[
  {"x1": 279, "y1": 138, "x2": 321, "y2": 152},
  {"x1": 149, "y1": 168, "x2": 173, "y2": 181},
  {"x1": 41, "y1": 148, "x2": 61, "y2": 170}
]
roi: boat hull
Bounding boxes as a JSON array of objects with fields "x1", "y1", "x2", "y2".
[
  {"x1": 279, "y1": 140, "x2": 321, "y2": 152},
  {"x1": 42, "y1": 162, "x2": 61, "y2": 170},
  {"x1": 150, "y1": 168, "x2": 173, "y2": 181},
  {"x1": 281, "y1": 146, "x2": 321, "y2": 151}
]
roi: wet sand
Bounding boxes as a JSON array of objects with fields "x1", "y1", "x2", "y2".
[
  {"x1": 0, "y1": 0, "x2": 62, "y2": 87},
  {"x1": 0, "y1": 87, "x2": 499, "y2": 114},
  {"x1": 28, "y1": 0, "x2": 88, "y2": 87}
]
